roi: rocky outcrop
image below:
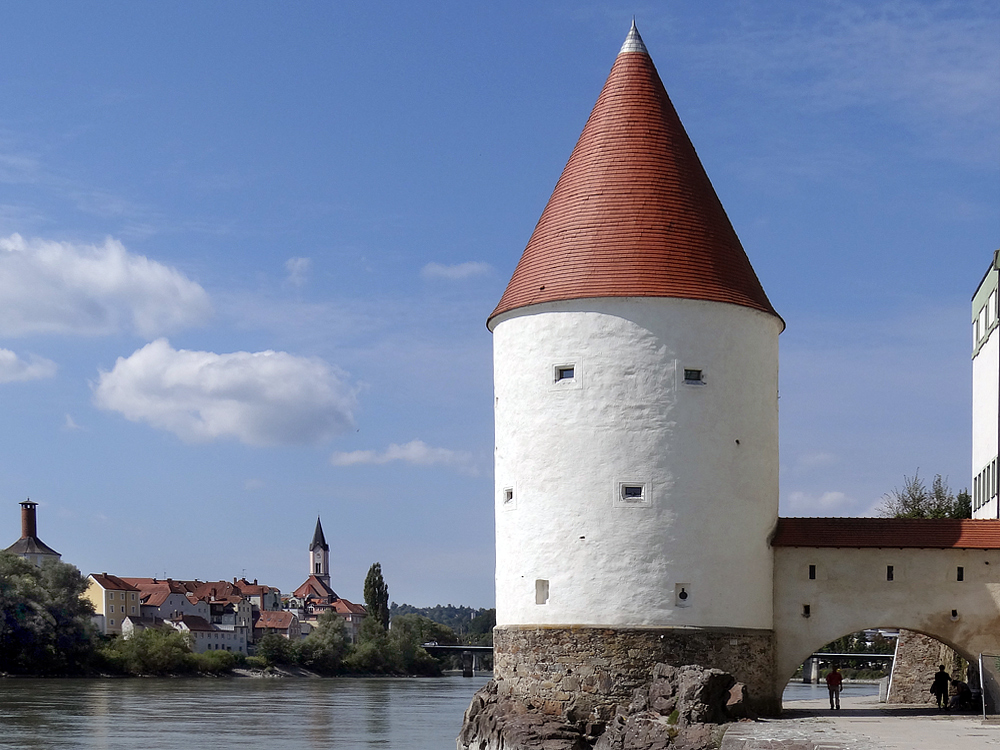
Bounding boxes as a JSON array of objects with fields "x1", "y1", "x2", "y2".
[{"x1": 458, "y1": 663, "x2": 751, "y2": 750}]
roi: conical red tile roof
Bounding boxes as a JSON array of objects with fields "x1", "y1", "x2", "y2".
[{"x1": 489, "y1": 24, "x2": 781, "y2": 329}]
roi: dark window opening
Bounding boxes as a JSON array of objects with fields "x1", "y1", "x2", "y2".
[
  {"x1": 808, "y1": 565, "x2": 816, "y2": 580},
  {"x1": 957, "y1": 567, "x2": 964, "y2": 581},
  {"x1": 555, "y1": 367, "x2": 575, "y2": 382},
  {"x1": 802, "y1": 604, "x2": 811, "y2": 618},
  {"x1": 683, "y1": 369, "x2": 704, "y2": 384},
  {"x1": 886, "y1": 565, "x2": 894, "y2": 581}
]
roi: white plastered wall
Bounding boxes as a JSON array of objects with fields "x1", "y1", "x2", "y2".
[
  {"x1": 773, "y1": 546, "x2": 1000, "y2": 698},
  {"x1": 492, "y1": 297, "x2": 781, "y2": 630},
  {"x1": 973, "y1": 324, "x2": 998, "y2": 518}
]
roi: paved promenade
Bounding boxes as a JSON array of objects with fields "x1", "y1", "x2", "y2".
[{"x1": 720, "y1": 693, "x2": 1000, "y2": 749}]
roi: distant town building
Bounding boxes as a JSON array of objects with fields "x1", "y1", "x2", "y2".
[
  {"x1": 254, "y1": 610, "x2": 300, "y2": 641},
  {"x1": 288, "y1": 517, "x2": 366, "y2": 641},
  {"x1": 973, "y1": 249, "x2": 999, "y2": 518},
  {"x1": 85, "y1": 573, "x2": 141, "y2": 635},
  {"x1": 167, "y1": 614, "x2": 248, "y2": 654},
  {"x1": 4, "y1": 500, "x2": 60, "y2": 566}
]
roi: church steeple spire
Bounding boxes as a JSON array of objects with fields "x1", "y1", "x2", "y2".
[
  {"x1": 309, "y1": 516, "x2": 330, "y2": 585},
  {"x1": 310, "y1": 516, "x2": 328, "y2": 552}
]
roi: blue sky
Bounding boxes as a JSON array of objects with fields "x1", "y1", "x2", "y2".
[{"x1": 0, "y1": 2, "x2": 996, "y2": 608}]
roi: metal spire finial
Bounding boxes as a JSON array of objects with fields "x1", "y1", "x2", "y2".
[{"x1": 619, "y1": 18, "x2": 648, "y2": 55}]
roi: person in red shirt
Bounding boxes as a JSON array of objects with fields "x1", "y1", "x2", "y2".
[{"x1": 826, "y1": 666, "x2": 843, "y2": 709}]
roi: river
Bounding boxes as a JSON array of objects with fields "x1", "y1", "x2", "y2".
[
  {"x1": 0, "y1": 675, "x2": 491, "y2": 750},
  {"x1": 0, "y1": 676, "x2": 883, "y2": 749}
]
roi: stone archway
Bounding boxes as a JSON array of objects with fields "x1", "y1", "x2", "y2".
[{"x1": 771, "y1": 529, "x2": 1000, "y2": 707}]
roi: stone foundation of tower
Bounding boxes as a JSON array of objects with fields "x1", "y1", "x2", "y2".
[
  {"x1": 458, "y1": 625, "x2": 778, "y2": 749},
  {"x1": 491, "y1": 625, "x2": 777, "y2": 716}
]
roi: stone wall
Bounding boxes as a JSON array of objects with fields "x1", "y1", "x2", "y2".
[
  {"x1": 887, "y1": 629, "x2": 965, "y2": 704},
  {"x1": 492, "y1": 624, "x2": 778, "y2": 718}
]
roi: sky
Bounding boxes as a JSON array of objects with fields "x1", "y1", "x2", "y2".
[{"x1": 0, "y1": 1, "x2": 996, "y2": 609}]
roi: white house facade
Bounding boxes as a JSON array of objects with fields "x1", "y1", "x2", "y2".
[{"x1": 972, "y1": 251, "x2": 999, "y2": 518}]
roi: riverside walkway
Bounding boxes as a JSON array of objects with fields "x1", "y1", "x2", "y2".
[{"x1": 721, "y1": 693, "x2": 1000, "y2": 749}]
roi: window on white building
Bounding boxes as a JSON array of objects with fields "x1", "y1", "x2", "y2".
[{"x1": 683, "y1": 368, "x2": 705, "y2": 384}]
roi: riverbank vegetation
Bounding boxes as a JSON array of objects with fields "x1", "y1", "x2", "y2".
[{"x1": 1, "y1": 552, "x2": 493, "y2": 678}]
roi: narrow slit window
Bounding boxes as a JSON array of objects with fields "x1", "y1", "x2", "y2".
[
  {"x1": 957, "y1": 567, "x2": 964, "y2": 582},
  {"x1": 808, "y1": 564, "x2": 816, "y2": 580},
  {"x1": 802, "y1": 604, "x2": 811, "y2": 618},
  {"x1": 886, "y1": 565, "x2": 894, "y2": 582},
  {"x1": 535, "y1": 579, "x2": 549, "y2": 605},
  {"x1": 503, "y1": 487, "x2": 514, "y2": 507}
]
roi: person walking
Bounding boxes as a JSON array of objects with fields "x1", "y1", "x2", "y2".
[
  {"x1": 930, "y1": 665, "x2": 950, "y2": 709},
  {"x1": 826, "y1": 666, "x2": 843, "y2": 709}
]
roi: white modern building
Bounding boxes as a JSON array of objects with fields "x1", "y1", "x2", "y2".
[{"x1": 972, "y1": 250, "x2": 999, "y2": 518}]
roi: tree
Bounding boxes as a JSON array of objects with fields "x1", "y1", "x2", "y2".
[
  {"x1": 0, "y1": 551, "x2": 98, "y2": 674},
  {"x1": 876, "y1": 471, "x2": 970, "y2": 519},
  {"x1": 364, "y1": 562, "x2": 390, "y2": 631},
  {"x1": 256, "y1": 633, "x2": 295, "y2": 666},
  {"x1": 101, "y1": 626, "x2": 195, "y2": 675},
  {"x1": 297, "y1": 612, "x2": 351, "y2": 674}
]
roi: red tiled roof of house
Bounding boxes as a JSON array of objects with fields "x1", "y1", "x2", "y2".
[
  {"x1": 331, "y1": 598, "x2": 366, "y2": 616},
  {"x1": 292, "y1": 575, "x2": 338, "y2": 600},
  {"x1": 489, "y1": 23, "x2": 780, "y2": 329},
  {"x1": 235, "y1": 578, "x2": 278, "y2": 597},
  {"x1": 255, "y1": 610, "x2": 297, "y2": 630},
  {"x1": 89, "y1": 573, "x2": 139, "y2": 591},
  {"x1": 122, "y1": 578, "x2": 191, "y2": 595},
  {"x1": 771, "y1": 518, "x2": 1000, "y2": 549}
]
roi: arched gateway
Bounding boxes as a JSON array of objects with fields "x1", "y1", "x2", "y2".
[{"x1": 772, "y1": 517, "x2": 1000, "y2": 693}]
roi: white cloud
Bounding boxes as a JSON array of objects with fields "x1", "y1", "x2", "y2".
[
  {"x1": 421, "y1": 261, "x2": 492, "y2": 280},
  {"x1": 0, "y1": 234, "x2": 212, "y2": 337},
  {"x1": 284, "y1": 257, "x2": 311, "y2": 287},
  {"x1": 93, "y1": 339, "x2": 357, "y2": 446},
  {"x1": 332, "y1": 439, "x2": 474, "y2": 472},
  {"x1": 0, "y1": 348, "x2": 56, "y2": 383},
  {"x1": 63, "y1": 413, "x2": 82, "y2": 431}
]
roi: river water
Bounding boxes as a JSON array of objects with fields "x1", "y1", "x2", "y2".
[
  {"x1": 0, "y1": 675, "x2": 491, "y2": 750},
  {"x1": 0, "y1": 676, "x2": 883, "y2": 750}
]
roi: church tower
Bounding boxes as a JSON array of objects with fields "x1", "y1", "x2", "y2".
[
  {"x1": 309, "y1": 516, "x2": 330, "y2": 587},
  {"x1": 4, "y1": 500, "x2": 61, "y2": 567},
  {"x1": 489, "y1": 23, "x2": 783, "y2": 714}
]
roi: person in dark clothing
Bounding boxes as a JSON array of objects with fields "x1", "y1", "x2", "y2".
[
  {"x1": 950, "y1": 679, "x2": 972, "y2": 710},
  {"x1": 930, "y1": 665, "x2": 951, "y2": 709}
]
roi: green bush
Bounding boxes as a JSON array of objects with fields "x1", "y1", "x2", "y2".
[
  {"x1": 245, "y1": 655, "x2": 268, "y2": 670},
  {"x1": 101, "y1": 628, "x2": 196, "y2": 675},
  {"x1": 194, "y1": 649, "x2": 238, "y2": 674}
]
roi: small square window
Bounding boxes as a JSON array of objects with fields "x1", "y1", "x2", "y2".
[
  {"x1": 556, "y1": 367, "x2": 574, "y2": 381},
  {"x1": 621, "y1": 485, "x2": 644, "y2": 502},
  {"x1": 616, "y1": 481, "x2": 650, "y2": 507},
  {"x1": 683, "y1": 368, "x2": 705, "y2": 384}
]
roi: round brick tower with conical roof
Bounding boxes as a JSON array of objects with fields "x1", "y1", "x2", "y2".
[{"x1": 487, "y1": 23, "x2": 783, "y2": 720}]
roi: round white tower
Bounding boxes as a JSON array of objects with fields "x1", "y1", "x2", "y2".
[{"x1": 488, "y1": 23, "x2": 784, "y2": 714}]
